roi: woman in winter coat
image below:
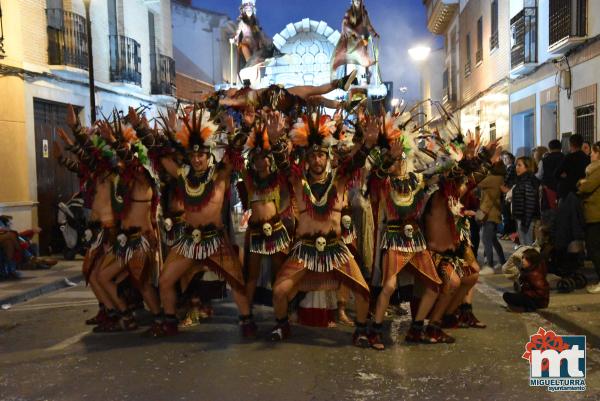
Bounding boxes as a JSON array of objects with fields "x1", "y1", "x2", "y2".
[
  {"x1": 477, "y1": 162, "x2": 507, "y2": 273},
  {"x1": 509, "y1": 157, "x2": 540, "y2": 246},
  {"x1": 578, "y1": 142, "x2": 600, "y2": 293}
]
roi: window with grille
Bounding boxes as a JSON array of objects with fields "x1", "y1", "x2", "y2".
[
  {"x1": 490, "y1": 122, "x2": 497, "y2": 142},
  {"x1": 549, "y1": 0, "x2": 587, "y2": 47},
  {"x1": 465, "y1": 33, "x2": 471, "y2": 77},
  {"x1": 490, "y1": 0, "x2": 499, "y2": 50},
  {"x1": 575, "y1": 104, "x2": 595, "y2": 144},
  {"x1": 510, "y1": 6, "x2": 537, "y2": 69}
]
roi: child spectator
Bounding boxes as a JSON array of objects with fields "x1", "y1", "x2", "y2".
[{"x1": 502, "y1": 248, "x2": 549, "y2": 312}]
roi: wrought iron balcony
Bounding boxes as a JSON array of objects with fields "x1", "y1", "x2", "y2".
[
  {"x1": 151, "y1": 53, "x2": 176, "y2": 96},
  {"x1": 46, "y1": 8, "x2": 88, "y2": 70},
  {"x1": 109, "y1": 35, "x2": 141, "y2": 86},
  {"x1": 548, "y1": 0, "x2": 587, "y2": 54},
  {"x1": 510, "y1": 7, "x2": 537, "y2": 74}
]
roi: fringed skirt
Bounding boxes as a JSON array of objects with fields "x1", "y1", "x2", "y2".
[
  {"x1": 432, "y1": 243, "x2": 478, "y2": 284},
  {"x1": 248, "y1": 216, "x2": 291, "y2": 255},
  {"x1": 161, "y1": 212, "x2": 186, "y2": 247},
  {"x1": 114, "y1": 227, "x2": 159, "y2": 285},
  {"x1": 276, "y1": 235, "x2": 369, "y2": 300},
  {"x1": 82, "y1": 222, "x2": 116, "y2": 282},
  {"x1": 170, "y1": 224, "x2": 245, "y2": 290}
]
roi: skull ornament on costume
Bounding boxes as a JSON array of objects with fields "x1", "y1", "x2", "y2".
[
  {"x1": 404, "y1": 224, "x2": 414, "y2": 239},
  {"x1": 117, "y1": 234, "x2": 127, "y2": 247},
  {"x1": 315, "y1": 236, "x2": 327, "y2": 252},
  {"x1": 341, "y1": 215, "x2": 352, "y2": 230},
  {"x1": 192, "y1": 229, "x2": 202, "y2": 244},
  {"x1": 164, "y1": 218, "x2": 173, "y2": 232},
  {"x1": 84, "y1": 229, "x2": 93, "y2": 242},
  {"x1": 262, "y1": 222, "x2": 273, "y2": 237}
]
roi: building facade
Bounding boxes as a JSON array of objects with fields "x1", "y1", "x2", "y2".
[
  {"x1": 509, "y1": 0, "x2": 600, "y2": 155},
  {"x1": 425, "y1": 0, "x2": 511, "y2": 147},
  {"x1": 0, "y1": 0, "x2": 175, "y2": 253},
  {"x1": 171, "y1": 0, "x2": 236, "y2": 101}
]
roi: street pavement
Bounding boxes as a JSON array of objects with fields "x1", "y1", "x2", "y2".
[{"x1": 1, "y1": 242, "x2": 600, "y2": 401}]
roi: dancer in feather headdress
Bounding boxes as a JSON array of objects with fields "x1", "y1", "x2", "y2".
[
  {"x1": 55, "y1": 105, "x2": 122, "y2": 329},
  {"x1": 266, "y1": 107, "x2": 378, "y2": 346},
  {"x1": 367, "y1": 110, "x2": 457, "y2": 348},
  {"x1": 238, "y1": 110, "x2": 293, "y2": 308},
  {"x1": 422, "y1": 129, "x2": 498, "y2": 333},
  {"x1": 89, "y1": 108, "x2": 163, "y2": 332},
  {"x1": 143, "y1": 105, "x2": 256, "y2": 338}
]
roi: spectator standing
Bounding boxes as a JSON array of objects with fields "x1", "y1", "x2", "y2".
[
  {"x1": 532, "y1": 146, "x2": 548, "y2": 169},
  {"x1": 510, "y1": 157, "x2": 540, "y2": 246},
  {"x1": 478, "y1": 162, "x2": 507, "y2": 275},
  {"x1": 582, "y1": 141, "x2": 592, "y2": 157},
  {"x1": 555, "y1": 134, "x2": 590, "y2": 200},
  {"x1": 536, "y1": 140, "x2": 564, "y2": 210},
  {"x1": 500, "y1": 151, "x2": 517, "y2": 237},
  {"x1": 578, "y1": 142, "x2": 600, "y2": 293}
]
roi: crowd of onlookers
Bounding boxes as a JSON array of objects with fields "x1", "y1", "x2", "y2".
[{"x1": 463, "y1": 134, "x2": 600, "y2": 311}]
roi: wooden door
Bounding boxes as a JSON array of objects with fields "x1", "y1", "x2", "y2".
[{"x1": 34, "y1": 99, "x2": 80, "y2": 255}]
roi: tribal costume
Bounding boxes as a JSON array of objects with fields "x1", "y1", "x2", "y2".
[
  {"x1": 331, "y1": 0, "x2": 378, "y2": 73},
  {"x1": 268, "y1": 108, "x2": 373, "y2": 344},
  {"x1": 376, "y1": 172, "x2": 441, "y2": 288},
  {"x1": 144, "y1": 104, "x2": 255, "y2": 338},
  {"x1": 81, "y1": 220, "x2": 118, "y2": 282}
]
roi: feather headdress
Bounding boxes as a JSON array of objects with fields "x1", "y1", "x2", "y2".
[
  {"x1": 244, "y1": 119, "x2": 271, "y2": 155},
  {"x1": 289, "y1": 108, "x2": 337, "y2": 153},
  {"x1": 175, "y1": 104, "x2": 218, "y2": 153}
]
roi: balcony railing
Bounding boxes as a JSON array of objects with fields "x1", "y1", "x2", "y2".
[
  {"x1": 151, "y1": 53, "x2": 176, "y2": 95},
  {"x1": 490, "y1": 31, "x2": 499, "y2": 51},
  {"x1": 475, "y1": 48, "x2": 482, "y2": 64},
  {"x1": 549, "y1": 0, "x2": 586, "y2": 50},
  {"x1": 511, "y1": 7, "x2": 537, "y2": 71},
  {"x1": 464, "y1": 60, "x2": 471, "y2": 77},
  {"x1": 46, "y1": 8, "x2": 88, "y2": 70},
  {"x1": 109, "y1": 35, "x2": 141, "y2": 86}
]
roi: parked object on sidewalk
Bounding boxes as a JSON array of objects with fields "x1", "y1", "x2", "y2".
[{"x1": 57, "y1": 192, "x2": 90, "y2": 260}]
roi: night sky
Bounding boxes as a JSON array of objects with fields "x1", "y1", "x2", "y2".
[{"x1": 192, "y1": 0, "x2": 440, "y2": 102}]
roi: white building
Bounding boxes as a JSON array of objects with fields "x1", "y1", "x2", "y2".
[
  {"x1": 171, "y1": 0, "x2": 237, "y2": 101},
  {"x1": 509, "y1": 0, "x2": 599, "y2": 155},
  {"x1": 0, "y1": 0, "x2": 175, "y2": 254},
  {"x1": 424, "y1": 0, "x2": 511, "y2": 146}
]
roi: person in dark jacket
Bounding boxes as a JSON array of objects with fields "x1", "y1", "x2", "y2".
[
  {"x1": 536, "y1": 139, "x2": 564, "y2": 210},
  {"x1": 510, "y1": 156, "x2": 540, "y2": 246},
  {"x1": 500, "y1": 151, "x2": 516, "y2": 236},
  {"x1": 502, "y1": 248, "x2": 549, "y2": 312},
  {"x1": 555, "y1": 134, "x2": 590, "y2": 200}
]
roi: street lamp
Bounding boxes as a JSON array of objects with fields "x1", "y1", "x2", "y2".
[
  {"x1": 408, "y1": 45, "x2": 431, "y2": 125},
  {"x1": 83, "y1": 0, "x2": 96, "y2": 122},
  {"x1": 408, "y1": 46, "x2": 431, "y2": 62}
]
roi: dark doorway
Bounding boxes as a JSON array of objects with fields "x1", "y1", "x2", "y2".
[{"x1": 33, "y1": 99, "x2": 80, "y2": 255}]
